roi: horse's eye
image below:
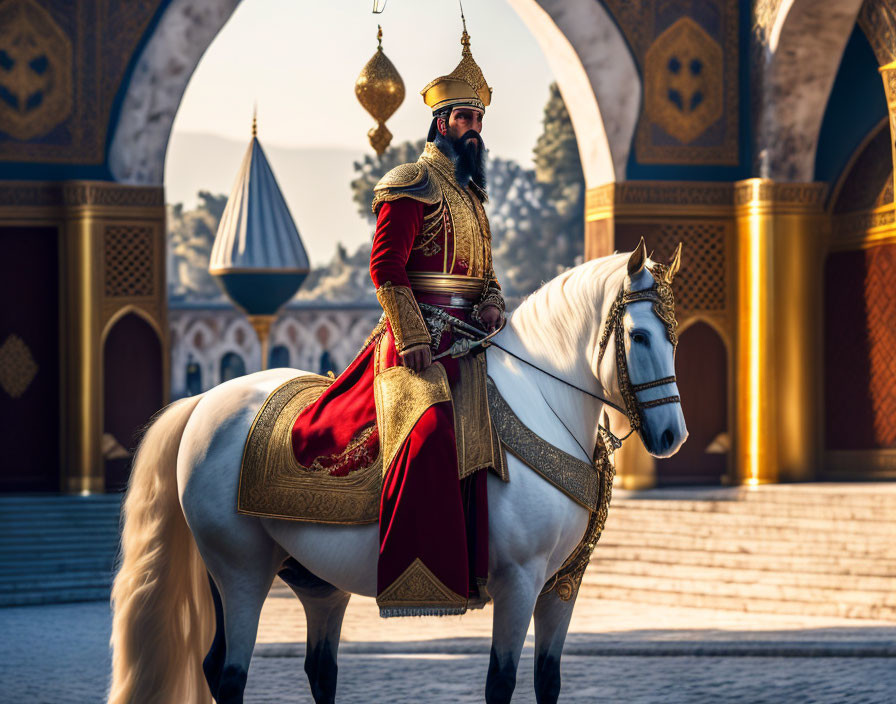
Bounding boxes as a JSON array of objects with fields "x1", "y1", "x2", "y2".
[{"x1": 632, "y1": 332, "x2": 649, "y2": 346}]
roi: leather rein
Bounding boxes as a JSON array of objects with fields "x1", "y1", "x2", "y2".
[{"x1": 421, "y1": 264, "x2": 681, "y2": 461}]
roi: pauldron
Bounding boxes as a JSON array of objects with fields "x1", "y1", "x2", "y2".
[{"x1": 371, "y1": 161, "x2": 441, "y2": 213}]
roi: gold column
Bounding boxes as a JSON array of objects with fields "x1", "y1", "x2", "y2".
[
  {"x1": 248, "y1": 314, "x2": 274, "y2": 371},
  {"x1": 733, "y1": 180, "x2": 824, "y2": 485},
  {"x1": 64, "y1": 211, "x2": 103, "y2": 493},
  {"x1": 881, "y1": 62, "x2": 896, "y2": 205},
  {"x1": 585, "y1": 183, "x2": 615, "y2": 260},
  {"x1": 586, "y1": 182, "x2": 656, "y2": 488}
]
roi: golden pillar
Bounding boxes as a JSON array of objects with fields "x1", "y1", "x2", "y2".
[
  {"x1": 733, "y1": 180, "x2": 824, "y2": 485},
  {"x1": 585, "y1": 183, "x2": 616, "y2": 260},
  {"x1": 64, "y1": 209, "x2": 103, "y2": 493},
  {"x1": 881, "y1": 62, "x2": 896, "y2": 203},
  {"x1": 585, "y1": 182, "x2": 656, "y2": 488}
]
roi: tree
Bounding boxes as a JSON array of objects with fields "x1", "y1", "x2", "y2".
[
  {"x1": 351, "y1": 139, "x2": 427, "y2": 222},
  {"x1": 532, "y1": 82, "x2": 585, "y2": 270},
  {"x1": 167, "y1": 192, "x2": 229, "y2": 301}
]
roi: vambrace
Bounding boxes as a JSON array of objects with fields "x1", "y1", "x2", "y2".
[
  {"x1": 478, "y1": 269, "x2": 505, "y2": 314},
  {"x1": 375, "y1": 282, "x2": 432, "y2": 353}
]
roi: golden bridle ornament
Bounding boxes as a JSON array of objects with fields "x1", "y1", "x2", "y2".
[{"x1": 355, "y1": 25, "x2": 405, "y2": 155}]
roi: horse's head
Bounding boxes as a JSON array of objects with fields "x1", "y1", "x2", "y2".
[{"x1": 597, "y1": 238, "x2": 688, "y2": 458}]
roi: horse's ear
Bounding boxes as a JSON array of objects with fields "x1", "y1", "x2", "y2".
[
  {"x1": 628, "y1": 237, "x2": 647, "y2": 277},
  {"x1": 668, "y1": 242, "x2": 682, "y2": 280}
]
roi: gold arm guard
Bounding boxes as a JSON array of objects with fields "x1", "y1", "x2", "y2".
[
  {"x1": 479, "y1": 268, "x2": 505, "y2": 313},
  {"x1": 375, "y1": 283, "x2": 431, "y2": 353}
]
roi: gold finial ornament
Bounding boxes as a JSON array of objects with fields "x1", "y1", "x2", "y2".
[
  {"x1": 421, "y1": 20, "x2": 492, "y2": 113},
  {"x1": 251, "y1": 104, "x2": 257, "y2": 138},
  {"x1": 355, "y1": 25, "x2": 405, "y2": 155}
]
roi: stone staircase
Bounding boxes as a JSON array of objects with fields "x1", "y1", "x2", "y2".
[
  {"x1": 582, "y1": 484, "x2": 896, "y2": 620},
  {"x1": 0, "y1": 494, "x2": 123, "y2": 606}
]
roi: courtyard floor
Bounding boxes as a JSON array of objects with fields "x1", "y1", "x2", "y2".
[{"x1": 2, "y1": 585, "x2": 895, "y2": 703}]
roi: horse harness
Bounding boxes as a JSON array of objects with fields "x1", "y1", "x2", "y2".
[
  {"x1": 419, "y1": 263, "x2": 682, "y2": 600},
  {"x1": 595, "y1": 261, "x2": 681, "y2": 448}
]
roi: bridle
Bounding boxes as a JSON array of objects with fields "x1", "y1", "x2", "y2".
[
  {"x1": 595, "y1": 261, "x2": 680, "y2": 451},
  {"x1": 421, "y1": 261, "x2": 681, "y2": 461}
]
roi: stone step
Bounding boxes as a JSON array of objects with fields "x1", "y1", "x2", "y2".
[
  {"x1": 0, "y1": 571, "x2": 114, "y2": 593},
  {"x1": 613, "y1": 498, "x2": 896, "y2": 521},
  {"x1": 586, "y1": 558, "x2": 896, "y2": 592},
  {"x1": 0, "y1": 557, "x2": 115, "y2": 576},
  {"x1": 0, "y1": 548, "x2": 120, "y2": 565},
  {"x1": 0, "y1": 586, "x2": 112, "y2": 607},
  {"x1": 576, "y1": 583, "x2": 896, "y2": 620},
  {"x1": 579, "y1": 570, "x2": 896, "y2": 609},
  {"x1": 591, "y1": 544, "x2": 896, "y2": 577},
  {"x1": 613, "y1": 485, "x2": 896, "y2": 508},
  {"x1": 0, "y1": 528, "x2": 121, "y2": 544},
  {"x1": 0, "y1": 514, "x2": 119, "y2": 536},
  {"x1": 608, "y1": 505, "x2": 896, "y2": 536},
  {"x1": 598, "y1": 526, "x2": 896, "y2": 557}
]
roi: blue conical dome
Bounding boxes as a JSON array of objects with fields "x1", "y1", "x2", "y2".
[{"x1": 209, "y1": 131, "x2": 309, "y2": 315}]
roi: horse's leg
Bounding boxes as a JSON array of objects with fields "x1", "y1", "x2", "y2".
[
  {"x1": 279, "y1": 558, "x2": 351, "y2": 704},
  {"x1": 190, "y1": 511, "x2": 283, "y2": 703},
  {"x1": 532, "y1": 588, "x2": 578, "y2": 704},
  {"x1": 486, "y1": 565, "x2": 541, "y2": 704},
  {"x1": 203, "y1": 573, "x2": 227, "y2": 696},
  {"x1": 208, "y1": 555, "x2": 280, "y2": 704}
]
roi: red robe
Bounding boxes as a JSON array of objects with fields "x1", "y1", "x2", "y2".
[{"x1": 291, "y1": 196, "x2": 490, "y2": 615}]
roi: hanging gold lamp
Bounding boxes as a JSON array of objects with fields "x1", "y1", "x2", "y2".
[{"x1": 355, "y1": 25, "x2": 405, "y2": 155}]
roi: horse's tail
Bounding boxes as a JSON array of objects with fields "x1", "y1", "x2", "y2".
[{"x1": 109, "y1": 395, "x2": 214, "y2": 704}]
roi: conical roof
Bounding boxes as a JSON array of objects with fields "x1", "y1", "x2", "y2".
[{"x1": 209, "y1": 134, "x2": 309, "y2": 274}]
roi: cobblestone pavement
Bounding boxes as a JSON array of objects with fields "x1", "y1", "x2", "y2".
[{"x1": 2, "y1": 593, "x2": 895, "y2": 703}]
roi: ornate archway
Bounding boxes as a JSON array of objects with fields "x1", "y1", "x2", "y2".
[{"x1": 103, "y1": 312, "x2": 163, "y2": 490}]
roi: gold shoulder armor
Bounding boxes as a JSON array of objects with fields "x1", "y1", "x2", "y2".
[{"x1": 372, "y1": 161, "x2": 442, "y2": 213}]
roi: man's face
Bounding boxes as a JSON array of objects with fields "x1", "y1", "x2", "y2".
[{"x1": 439, "y1": 107, "x2": 484, "y2": 149}]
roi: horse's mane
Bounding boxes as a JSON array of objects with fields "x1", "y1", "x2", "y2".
[{"x1": 507, "y1": 252, "x2": 635, "y2": 372}]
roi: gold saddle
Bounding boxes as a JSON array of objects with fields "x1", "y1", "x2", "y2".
[{"x1": 237, "y1": 355, "x2": 507, "y2": 525}]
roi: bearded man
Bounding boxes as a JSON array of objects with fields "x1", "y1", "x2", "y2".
[{"x1": 291, "y1": 27, "x2": 505, "y2": 617}]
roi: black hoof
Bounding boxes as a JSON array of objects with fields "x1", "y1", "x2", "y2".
[
  {"x1": 534, "y1": 651, "x2": 562, "y2": 704},
  {"x1": 305, "y1": 641, "x2": 338, "y2": 704},
  {"x1": 216, "y1": 664, "x2": 248, "y2": 703},
  {"x1": 203, "y1": 575, "x2": 226, "y2": 697},
  {"x1": 485, "y1": 647, "x2": 517, "y2": 704}
]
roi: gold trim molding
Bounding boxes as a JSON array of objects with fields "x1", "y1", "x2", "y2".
[{"x1": 832, "y1": 203, "x2": 896, "y2": 250}]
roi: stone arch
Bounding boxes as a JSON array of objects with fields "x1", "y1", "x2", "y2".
[
  {"x1": 219, "y1": 350, "x2": 247, "y2": 383},
  {"x1": 754, "y1": 0, "x2": 866, "y2": 181},
  {"x1": 110, "y1": 0, "x2": 638, "y2": 187},
  {"x1": 177, "y1": 316, "x2": 218, "y2": 392},
  {"x1": 507, "y1": 0, "x2": 640, "y2": 184}
]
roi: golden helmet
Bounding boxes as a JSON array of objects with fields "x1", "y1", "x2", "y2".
[{"x1": 421, "y1": 28, "x2": 492, "y2": 113}]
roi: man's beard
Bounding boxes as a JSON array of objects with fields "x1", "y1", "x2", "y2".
[{"x1": 434, "y1": 130, "x2": 487, "y2": 194}]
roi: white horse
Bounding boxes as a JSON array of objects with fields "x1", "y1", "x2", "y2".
[{"x1": 108, "y1": 242, "x2": 687, "y2": 704}]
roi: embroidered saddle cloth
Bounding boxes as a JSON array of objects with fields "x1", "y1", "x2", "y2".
[{"x1": 237, "y1": 353, "x2": 506, "y2": 524}]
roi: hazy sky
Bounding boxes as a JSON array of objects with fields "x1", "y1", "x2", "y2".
[
  {"x1": 169, "y1": 0, "x2": 554, "y2": 164},
  {"x1": 166, "y1": 0, "x2": 555, "y2": 264}
]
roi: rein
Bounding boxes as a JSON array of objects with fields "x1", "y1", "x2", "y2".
[{"x1": 420, "y1": 262, "x2": 681, "y2": 459}]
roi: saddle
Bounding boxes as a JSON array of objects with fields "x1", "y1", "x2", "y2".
[{"x1": 237, "y1": 354, "x2": 506, "y2": 524}]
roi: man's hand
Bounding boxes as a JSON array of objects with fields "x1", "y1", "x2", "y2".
[
  {"x1": 479, "y1": 304, "x2": 504, "y2": 332},
  {"x1": 400, "y1": 344, "x2": 431, "y2": 372}
]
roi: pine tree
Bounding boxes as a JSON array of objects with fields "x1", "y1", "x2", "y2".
[
  {"x1": 532, "y1": 82, "x2": 584, "y2": 269},
  {"x1": 350, "y1": 139, "x2": 427, "y2": 222}
]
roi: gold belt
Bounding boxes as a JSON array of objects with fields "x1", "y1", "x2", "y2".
[{"x1": 407, "y1": 273, "x2": 485, "y2": 301}]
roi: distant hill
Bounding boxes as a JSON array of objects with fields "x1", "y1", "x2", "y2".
[{"x1": 164, "y1": 132, "x2": 372, "y2": 265}]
